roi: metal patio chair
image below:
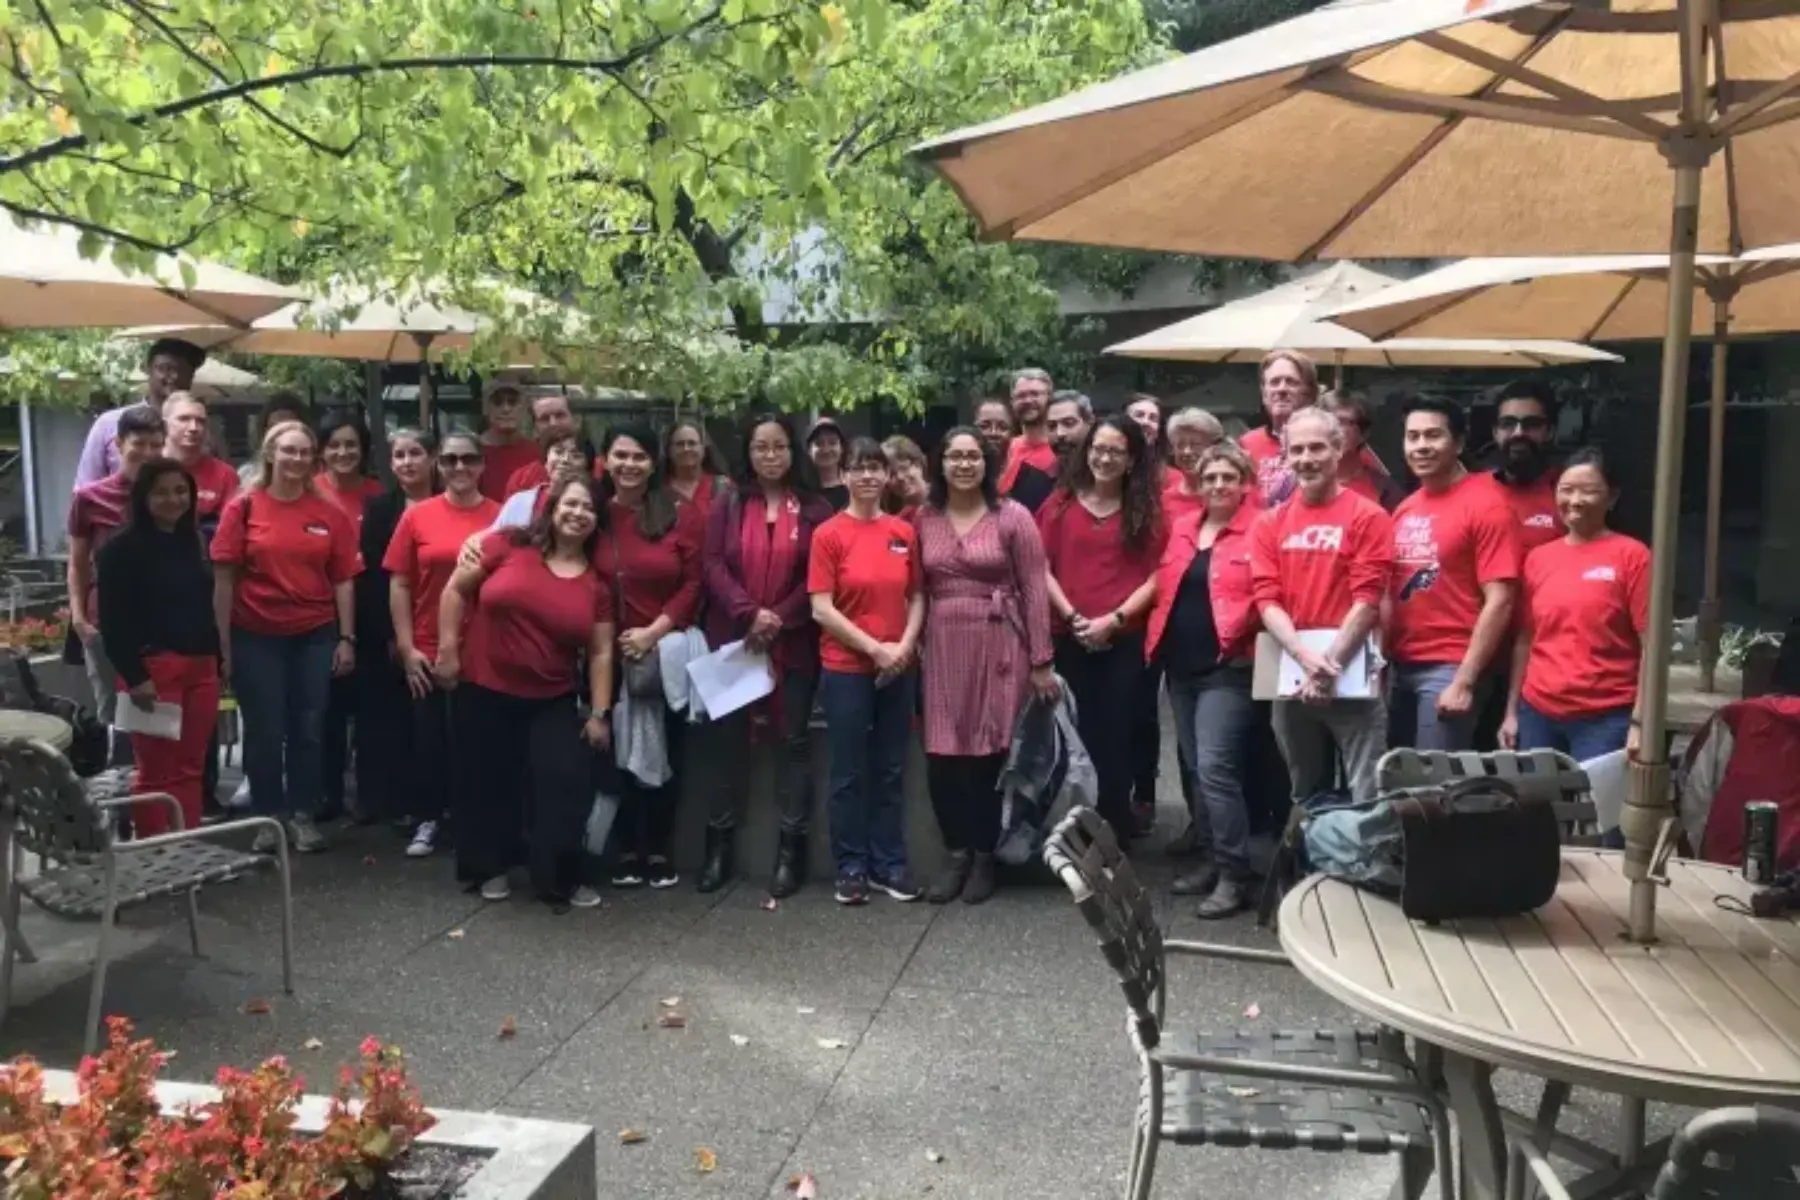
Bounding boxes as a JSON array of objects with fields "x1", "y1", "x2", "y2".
[
  {"x1": 1517, "y1": 1105, "x2": 1800, "y2": 1200},
  {"x1": 0, "y1": 738, "x2": 294, "y2": 1053},
  {"x1": 1043, "y1": 806, "x2": 1453, "y2": 1200}
]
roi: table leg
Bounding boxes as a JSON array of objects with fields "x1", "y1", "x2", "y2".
[
  {"x1": 0, "y1": 818, "x2": 34, "y2": 965},
  {"x1": 1442, "y1": 1051, "x2": 1508, "y2": 1200}
]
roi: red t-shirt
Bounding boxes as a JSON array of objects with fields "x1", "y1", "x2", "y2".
[
  {"x1": 1162, "y1": 480, "x2": 1206, "y2": 526},
  {"x1": 1240, "y1": 427, "x2": 1288, "y2": 502},
  {"x1": 592, "y1": 500, "x2": 704, "y2": 630},
  {"x1": 464, "y1": 533, "x2": 611, "y2": 699},
  {"x1": 1388, "y1": 474, "x2": 1522, "y2": 665},
  {"x1": 998, "y1": 435, "x2": 1058, "y2": 494},
  {"x1": 1520, "y1": 532, "x2": 1651, "y2": 720},
  {"x1": 68, "y1": 473, "x2": 134, "y2": 616},
  {"x1": 479, "y1": 438, "x2": 542, "y2": 502},
  {"x1": 1496, "y1": 472, "x2": 1562, "y2": 551},
  {"x1": 211, "y1": 489, "x2": 362, "y2": 636},
  {"x1": 382, "y1": 493, "x2": 502, "y2": 658},
  {"x1": 185, "y1": 455, "x2": 241, "y2": 522},
  {"x1": 1250, "y1": 486, "x2": 1394, "y2": 630},
  {"x1": 504, "y1": 460, "x2": 551, "y2": 498},
  {"x1": 806, "y1": 512, "x2": 921, "y2": 675},
  {"x1": 317, "y1": 474, "x2": 384, "y2": 531},
  {"x1": 1036, "y1": 493, "x2": 1166, "y2": 632}
]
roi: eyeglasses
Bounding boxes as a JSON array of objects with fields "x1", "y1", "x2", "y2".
[
  {"x1": 1088, "y1": 446, "x2": 1130, "y2": 462},
  {"x1": 439, "y1": 453, "x2": 483, "y2": 467},
  {"x1": 1497, "y1": 415, "x2": 1549, "y2": 433},
  {"x1": 749, "y1": 443, "x2": 789, "y2": 458}
]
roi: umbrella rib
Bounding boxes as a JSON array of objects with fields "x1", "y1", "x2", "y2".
[
  {"x1": 156, "y1": 289, "x2": 254, "y2": 330},
  {"x1": 1413, "y1": 32, "x2": 1671, "y2": 142},
  {"x1": 1708, "y1": 8, "x2": 1744, "y2": 257},
  {"x1": 1305, "y1": 74, "x2": 1644, "y2": 142},
  {"x1": 1714, "y1": 67, "x2": 1800, "y2": 137},
  {"x1": 1583, "y1": 278, "x2": 1638, "y2": 343}
]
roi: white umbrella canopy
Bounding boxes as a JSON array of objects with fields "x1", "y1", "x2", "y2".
[{"x1": 0, "y1": 214, "x2": 301, "y2": 330}]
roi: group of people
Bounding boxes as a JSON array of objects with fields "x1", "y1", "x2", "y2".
[{"x1": 65, "y1": 336, "x2": 1649, "y2": 920}]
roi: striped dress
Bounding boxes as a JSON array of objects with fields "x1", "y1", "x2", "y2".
[{"x1": 916, "y1": 499, "x2": 1054, "y2": 757}]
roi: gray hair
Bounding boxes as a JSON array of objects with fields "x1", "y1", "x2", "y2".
[
  {"x1": 1011, "y1": 367, "x2": 1054, "y2": 391},
  {"x1": 1166, "y1": 407, "x2": 1224, "y2": 442},
  {"x1": 1049, "y1": 389, "x2": 1094, "y2": 421},
  {"x1": 1285, "y1": 406, "x2": 1344, "y2": 448}
]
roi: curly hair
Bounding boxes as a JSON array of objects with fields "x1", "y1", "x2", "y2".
[{"x1": 1056, "y1": 414, "x2": 1163, "y2": 553}]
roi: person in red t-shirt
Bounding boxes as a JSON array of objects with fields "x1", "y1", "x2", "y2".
[
  {"x1": 438, "y1": 476, "x2": 614, "y2": 911},
  {"x1": 501, "y1": 392, "x2": 582, "y2": 496},
  {"x1": 1490, "y1": 380, "x2": 1565, "y2": 550},
  {"x1": 68, "y1": 405, "x2": 166, "y2": 726},
  {"x1": 809, "y1": 437, "x2": 925, "y2": 907},
  {"x1": 211, "y1": 422, "x2": 362, "y2": 854},
  {"x1": 493, "y1": 431, "x2": 597, "y2": 531},
  {"x1": 1322, "y1": 390, "x2": 1405, "y2": 511},
  {"x1": 1502, "y1": 449, "x2": 1648, "y2": 765},
  {"x1": 160, "y1": 391, "x2": 240, "y2": 536},
  {"x1": 1039, "y1": 415, "x2": 1167, "y2": 846},
  {"x1": 594, "y1": 424, "x2": 704, "y2": 890},
  {"x1": 663, "y1": 418, "x2": 733, "y2": 524},
  {"x1": 315, "y1": 411, "x2": 387, "y2": 819},
  {"x1": 1162, "y1": 407, "x2": 1226, "y2": 526},
  {"x1": 476, "y1": 384, "x2": 540, "y2": 502},
  {"x1": 1250, "y1": 408, "x2": 1395, "y2": 805},
  {"x1": 997, "y1": 368, "x2": 1059, "y2": 512},
  {"x1": 1244, "y1": 352, "x2": 1392, "y2": 507},
  {"x1": 384, "y1": 431, "x2": 501, "y2": 859},
  {"x1": 1387, "y1": 396, "x2": 1522, "y2": 753}
]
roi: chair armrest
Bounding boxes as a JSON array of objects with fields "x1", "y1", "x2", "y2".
[
  {"x1": 1515, "y1": 1136, "x2": 1574, "y2": 1200},
  {"x1": 116, "y1": 816, "x2": 284, "y2": 855},
  {"x1": 1164, "y1": 940, "x2": 1293, "y2": 968},
  {"x1": 96, "y1": 791, "x2": 186, "y2": 832},
  {"x1": 1147, "y1": 1048, "x2": 1431, "y2": 1102}
]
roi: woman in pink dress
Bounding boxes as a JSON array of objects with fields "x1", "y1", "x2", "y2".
[{"x1": 915, "y1": 427, "x2": 1058, "y2": 905}]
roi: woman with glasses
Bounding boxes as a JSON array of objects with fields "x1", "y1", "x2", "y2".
[
  {"x1": 1161, "y1": 408, "x2": 1228, "y2": 532},
  {"x1": 697, "y1": 414, "x2": 834, "y2": 897},
  {"x1": 1146, "y1": 443, "x2": 1262, "y2": 918},
  {"x1": 212, "y1": 422, "x2": 362, "y2": 854},
  {"x1": 384, "y1": 432, "x2": 501, "y2": 859},
  {"x1": 916, "y1": 428, "x2": 1056, "y2": 905},
  {"x1": 495, "y1": 431, "x2": 598, "y2": 530},
  {"x1": 1038, "y1": 415, "x2": 1167, "y2": 843},
  {"x1": 1320, "y1": 390, "x2": 1405, "y2": 511}
]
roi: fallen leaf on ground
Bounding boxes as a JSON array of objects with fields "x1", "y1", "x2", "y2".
[
  {"x1": 729, "y1": 1034, "x2": 749, "y2": 1047},
  {"x1": 242, "y1": 998, "x2": 272, "y2": 1015},
  {"x1": 925, "y1": 1148, "x2": 944, "y2": 1163},
  {"x1": 658, "y1": 1012, "x2": 689, "y2": 1029},
  {"x1": 659, "y1": 995, "x2": 682, "y2": 1008},
  {"x1": 1243, "y1": 1002, "x2": 1261, "y2": 1020},
  {"x1": 1225, "y1": 1085, "x2": 1260, "y2": 1098},
  {"x1": 447, "y1": 928, "x2": 465, "y2": 940},
  {"x1": 761, "y1": 897, "x2": 780, "y2": 912},
  {"x1": 498, "y1": 1015, "x2": 518, "y2": 1039},
  {"x1": 695, "y1": 1146, "x2": 717, "y2": 1173},
  {"x1": 302, "y1": 1037, "x2": 324, "y2": 1051},
  {"x1": 796, "y1": 1006, "x2": 817, "y2": 1016},
  {"x1": 816, "y1": 1037, "x2": 849, "y2": 1050},
  {"x1": 362, "y1": 855, "x2": 378, "y2": 866},
  {"x1": 794, "y1": 1172, "x2": 818, "y2": 1198},
  {"x1": 619, "y1": 1129, "x2": 647, "y2": 1145}
]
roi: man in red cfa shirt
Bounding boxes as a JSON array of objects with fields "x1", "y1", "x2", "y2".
[
  {"x1": 1387, "y1": 396, "x2": 1521, "y2": 752},
  {"x1": 500, "y1": 392, "x2": 583, "y2": 496},
  {"x1": 997, "y1": 368, "x2": 1059, "y2": 513},
  {"x1": 161, "y1": 392, "x2": 240, "y2": 540},
  {"x1": 1251, "y1": 407, "x2": 1395, "y2": 804},
  {"x1": 1490, "y1": 380, "x2": 1563, "y2": 550}
]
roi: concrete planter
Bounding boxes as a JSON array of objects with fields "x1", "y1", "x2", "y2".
[{"x1": 41, "y1": 1068, "x2": 596, "y2": 1200}]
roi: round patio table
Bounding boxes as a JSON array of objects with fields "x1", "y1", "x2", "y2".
[
  {"x1": 0, "y1": 709, "x2": 71, "y2": 751},
  {"x1": 1279, "y1": 849, "x2": 1800, "y2": 1200}
]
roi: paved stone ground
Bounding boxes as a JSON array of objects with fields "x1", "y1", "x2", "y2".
[{"x1": 0, "y1": 764, "x2": 1686, "y2": 1198}]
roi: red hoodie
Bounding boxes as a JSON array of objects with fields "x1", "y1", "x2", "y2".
[{"x1": 1250, "y1": 485, "x2": 1393, "y2": 629}]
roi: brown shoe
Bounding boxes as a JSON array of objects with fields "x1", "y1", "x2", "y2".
[{"x1": 961, "y1": 852, "x2": 997, "y2": 905}]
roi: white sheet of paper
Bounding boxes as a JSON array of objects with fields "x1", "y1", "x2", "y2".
[
  {"x1": 1275, "y1": 630, "x2": 1376, "y2": 699},
  {"x1": 684, "y1": 640, "x2": 775, "y2": 719},
  {"x1": 114, "y1": 700, "x2": 183, "y2": 741}
]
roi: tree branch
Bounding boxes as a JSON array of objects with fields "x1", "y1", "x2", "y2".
[{"x1": 0, "y1": 198, "x2": 183, "y2": 255}]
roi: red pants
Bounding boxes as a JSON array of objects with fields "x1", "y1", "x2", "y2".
[{"x1": 117, "y1": 653, "x2": 220, "y2": 837}]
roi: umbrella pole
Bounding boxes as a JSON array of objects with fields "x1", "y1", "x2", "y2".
[
  {"x1": 1332, "y1": 349, "x2": 1345, "y2": 389},
  {"x1": 1699, "y1": 299, "x2": 1729, "y2": 693}
]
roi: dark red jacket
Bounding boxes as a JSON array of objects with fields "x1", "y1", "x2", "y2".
[
  {"x1": 1145, "y1": 503, "x2": 1261, "y2": 665},
  {"x1": 702, "y1": 488, "x2": 836, "y2": 672}
]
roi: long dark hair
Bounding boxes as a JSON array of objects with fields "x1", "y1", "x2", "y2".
[
  {"x1": 927, "y1": 425, "x2": 1000, "y2": 512},
  {"x1": 662, "y1": 418, "x2": 729, "y2": 480},
  {"x1": 1058, "y1": 414, "x2": 1163, "y2": 553},
  {"x1": 125, "y1": 458, "x2": 199, "y2": 539},
  {"x1": 598, "y1": 423, "x2": 678, "y2": 539},
  {"x1": 316, "y1": 409, "x2": 373, "y2": 478},
  {"x1": 512, "y1": 474, "x2": 603, "y2": 561},
  {"x1": 735, "y1": 412, "x2": 817, "y2": 495}
]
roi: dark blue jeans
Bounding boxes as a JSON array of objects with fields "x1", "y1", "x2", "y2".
[
  {"x1": 230, "y1": 624, "x2": 336, "y2": 820},
  {"x1": 818, "y1": 668, "x2": 916, "y2": 879},
  {"x1": 1517, "y1": 698, "x2": 1632, "y2": 762}
]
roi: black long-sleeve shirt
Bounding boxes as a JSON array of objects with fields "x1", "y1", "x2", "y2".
[{"x1": 96, "y1": 526, "x2": 220, "y2": 687}]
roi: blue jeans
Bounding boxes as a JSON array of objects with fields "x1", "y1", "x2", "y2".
[
  {"x1": 1516, "y1": 698, "x2": 1633, "y2": 763},
  {"x1": 1389, "y1": 661, "x2": 1485, "y2": 752},
  {"x1": 818, "y1": 669, "x2": 916, "y2": 879},
  {"x1": 230, "y1": 624, "x2": 336, "y2": 820},
  {"x1": 1167, "y1": 669, "x2": 1256, "y2": 878}
]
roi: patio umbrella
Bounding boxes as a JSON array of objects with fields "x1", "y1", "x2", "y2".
[
  {"x1": 1328, "y1": 248, "x2": 1800, "y2": 691},
  {"x1": 917, "y1": 0, "x2": 1800, "y2": 943},
  {"x1": 1105, "y1": 262, "x2": 1620, "y2": 371},
  {"x1": 0, "y1": 214, "x2": 300, "y2": 329}
]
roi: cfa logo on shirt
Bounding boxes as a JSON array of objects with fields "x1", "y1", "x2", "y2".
[
  {"x1": 886, "y1": 538, "x2": 908, "y2": 555},
  {"x1": 1523, "y1": 514, "x2": 1557, "y2": 529},
  {"x1": 197, "y1": 489, "x2": 220, "y2": 504},
  {"x1": 1582, "y1": 565, "x2": 1617, "y2": 582},
  {"x1": 1280, "y1": 524, "x2": 1344, "y2": 553},
  {"x1": 302, "y1": 522, "x2": 331, "y2": 537}
]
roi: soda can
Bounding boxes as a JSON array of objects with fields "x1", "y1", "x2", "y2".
[{"x1": 1744, "y1": 801, "x2": 1781, "y2": 886}]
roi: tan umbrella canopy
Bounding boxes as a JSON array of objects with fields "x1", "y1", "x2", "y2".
[
  {"x1": 1106, "y1": 262, "x2": 1620, "y2": 370},
  {"x1": 919, "y1": 0, "x2": 1800, "y2": 944},
  {"x1": 1330, "y1": 247, "x2": 1800, "y2": 691},
  {"x1": 0, "y1": 214, "x2": 300, "y2": 329}
]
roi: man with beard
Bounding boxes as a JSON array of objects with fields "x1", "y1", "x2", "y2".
[
  {"x1": 1047, "y1": 390, "x2": 1094, "y2": 460},
  {"x1": 1252, "y1": 408, "x2": 1394, "y2": 806},
  {"x1": 1490, "y1": 380, "x2": 1563, "y2": 550},
  {"x1": 998, "y1": 368, "x2": 1059, "y2": 512}
]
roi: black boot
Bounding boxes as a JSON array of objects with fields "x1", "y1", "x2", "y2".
[
  {"x1": 697, "y1": 827, "x2": 733, "y2": 894},
  {"x1": 927, "y1": 851, "x2": 971, "y2": 905},
  {"x1": 961, "y1": 852, "x2": 997, "y2": 905},
  {"x1": 769, "y1": 830, "x2": 807, "y2": 899}
]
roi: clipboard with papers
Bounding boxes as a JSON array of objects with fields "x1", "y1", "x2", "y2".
[{"x1": 1251, "y1": 630, "x2": 1381, "y2": 701}]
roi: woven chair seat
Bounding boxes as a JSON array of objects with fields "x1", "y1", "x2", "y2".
[
  {"x1": 84, "y1": 769, "x2": 134, "y2": 804},
  {"x1": 23, "y1": 843, "x2": 271, "y2": 918},
  {"x1": 1161, "y1": 1028, "x2": 1433, "y2": 1154}
]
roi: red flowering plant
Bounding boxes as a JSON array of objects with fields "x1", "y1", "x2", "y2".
[{"x1": 0, "y1": 1017, "x2": 437, "y2": 1199}]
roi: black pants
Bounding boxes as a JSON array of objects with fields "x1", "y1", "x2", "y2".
[
  {"x1": 614, "y1": 710, "x2": 685, "y2": 863},
  {"x1": 703, "y1": 669, "x2": 815, "y2": 834},
  {"x1": 355, "y1": 657, "x2": 414, "y2": 822},
  {"x1": 410, "y1": 685, "x2": 456, "y2": 826},
  {"x1": 1133, "y1": 660, "x2": 1165, "y2": 811},
  {"x1": 926, "y1": 752, "x2": 1005, "y2": 854},
  {"x1": 321, "y1": 672, "x2": 356, "y2": 812},
  {"x1": 1055, "y1": 631, "x2": 1148, "y2": 842},
  {"x1": 452, "y1": 682, "x2": 589, "y2": 900}
]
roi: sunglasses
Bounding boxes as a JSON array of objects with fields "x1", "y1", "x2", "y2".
[{"x1": 439, "y1": 452, "x2": 484, "y2": 467}]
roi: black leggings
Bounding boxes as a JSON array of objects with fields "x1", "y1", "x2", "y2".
[
  {"x1": 926, "y1": 753, "x2": 1005, "y2": 854},
  {"x1": 410, "y1": 685, "x2": 456, "y2": 825},
  {"x1": 613, "y1": 711, "x2": 685, "y2": 863},
  {"x1": 355, "y1": 658, "x2": 414, "y2": 821},
  {"x1": 1054, "y1": 631, "x2": 1147, "y2": 842}
]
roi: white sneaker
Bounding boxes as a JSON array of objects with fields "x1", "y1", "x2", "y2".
[
  {"x1": 480, "y1": 874, "x2": 511, "y2": 901},
  {"x1": 228, "y1": 779, "x2": 254, "y2": 810},
  {"x1": 569, "y1": 886, "x2": 602, "y2": 909},
  {"x1": 405, "y1": 821, "x2": 438, "y2": 858},
  {"x1": 251, "y1": 824, "x2": 281, "y2": 854},
  {"x1": 287, "y1": 815, "x2": 328, "y2": 854}
]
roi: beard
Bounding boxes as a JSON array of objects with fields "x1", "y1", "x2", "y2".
[{"x1": 1499, "y1": 439, "x2": 1550, "y2": 483}]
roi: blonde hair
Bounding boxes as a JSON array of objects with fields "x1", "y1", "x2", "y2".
[
  {"x1": 1259, "y1": 349, "x2": 1320, "y2": 397},
  {"x1": 251, "y1": 420, "x2": 320, "y2": 492}
]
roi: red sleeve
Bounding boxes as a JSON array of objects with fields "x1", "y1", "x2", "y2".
[
  {"x1": 1518, "y1": 549, "x2": 1542, "y2": 636},
  {"x1": 381, "y1": 507, "x2": 420, "y2": 578},
  {"x1": 1348, "y1": 504, "x2": 1395, "y2": 607},
  {"x1": 702, "y1": 496, "x2": 759, "y2": 622},
  {"x1": 478, "y1": 531, "x2": 513, "y2": 574},
  {"x1": 1625, "y1": 542, "x2": 1651, "y2": 635},
  {"x1": 218, "y1": 466, "x2": 242, "y2": 508},
  {"x1": 66, "y1": 491, "x2": 92, "y2": 541},
  {"x1": 1471, "y1": 504, "x2": 1522, "y2": 585},
  {"x1": 807, "y1": 522, "x2": 841, "y2": 595},
  {"x1": 1004, "y1": 503, "x2": 1054, "y2": 668},
  {"x1": 1250, "y1": 508, "x2": 1283, "y2": 610},
  {"x1": 211, "y1": 493, "x2": 250, "y2": 565},
  {"x1": 658, "y1": 504, "x2": 704, "y2": 627},
  {"x1": 326, "y1": 506, "x2": 363, "y2": 583},
  {"x1": 998, "y1": 440, "x2": 1021, "y2": 494}
]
